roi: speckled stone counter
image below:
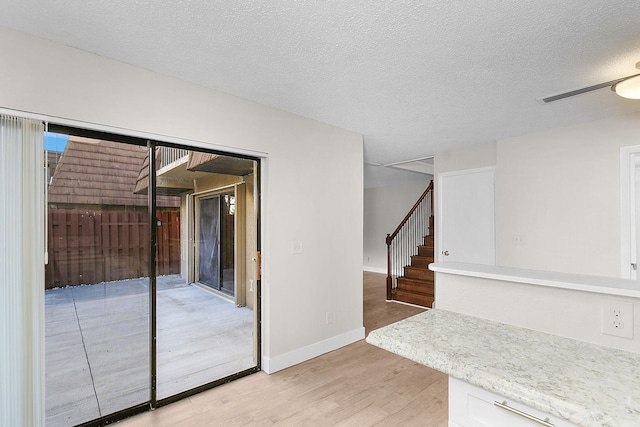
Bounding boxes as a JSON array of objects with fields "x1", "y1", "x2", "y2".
[{"x1": 366, "y1": 309, "x2": 640, "y2": 427}]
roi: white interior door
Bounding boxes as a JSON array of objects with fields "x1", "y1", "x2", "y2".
[{"x1": 438, "y1": 167, "x2": 495, "y2": 265}]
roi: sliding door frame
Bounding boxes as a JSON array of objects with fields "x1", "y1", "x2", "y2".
[
  {"x1": 148, "y1": 142, "x2": 158, "y2": 407},
  {"x1": 30, "y1": 117, "x2": 265, "y2": 425}
]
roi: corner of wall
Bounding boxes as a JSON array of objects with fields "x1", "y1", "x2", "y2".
[
  {"x1": 261, "y1": 326, "x2": 365, "y2": 374},
  {"x1": 433, "y1": 141, "x2": 497, "y2": 177}
]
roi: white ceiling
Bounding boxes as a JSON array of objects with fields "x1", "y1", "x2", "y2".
[{"x1": 2, "y1": 1, "x2": 640, "y2": 174}]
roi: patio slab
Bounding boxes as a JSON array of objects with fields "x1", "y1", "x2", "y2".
[{"x1": 45, "y1": 275, "x2": 254, "y2": 427}]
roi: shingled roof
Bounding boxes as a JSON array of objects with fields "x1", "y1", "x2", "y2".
[{"x1": 48, "y1": 136, "x2": 179, "y2": 208}]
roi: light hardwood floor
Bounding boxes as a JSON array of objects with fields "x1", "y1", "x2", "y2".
[{"x1": 116, "y1": 272, "x2": 448, "y2": 426}]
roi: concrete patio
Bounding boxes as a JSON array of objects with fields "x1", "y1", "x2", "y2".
[{"x1": 45, "y1": 275, "x2": 255, "y2": 427}]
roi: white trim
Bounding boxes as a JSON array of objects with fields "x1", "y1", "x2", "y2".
[
  {"x1": 384, "y1": 155, "x2": 434, "y2": 167},
  {"x1": 190, "y1": 182, "x2": 242, "y2": 197},
  {"x1": 0, "y1": 107, "x2": 269, "y2": 159},
  {"x1": 261, "y1": 327, "x2": 365, "y2": 374},
  {"x1": 620, "y1": 145, "x2": 640, "y2": 279},
  {"x1": 430, "y1": 262, "x2": 640, "y2": 298},
  {"x1": 437, "y1": 166, "x2": 496, "y2": 264},
  {"x1": 387, "y1": 299, "x2": 431, "y2": 309}
]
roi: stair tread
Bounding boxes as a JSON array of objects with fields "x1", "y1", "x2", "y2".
[
  {"x1": 396, "y1": 276, "x2": 434, "y2": 294},
  {"x1": 392, "y1": 289, "x2": 434, "y2": 308},
  {"x1": 398, "y1": 276, "x2": 433, "y2": 283},
  {"x1": 394, "y1": 288, "x2": 433, "y2": 296},
  {"x1": 411, "y1": 260, "x2": 433, "y2": 269},
  {"x1": 403, "y1": 266, "x2": 434, "y2": 279},
  {"x1": 418, "y1": 247, "x2": 433, "y2": 257}
]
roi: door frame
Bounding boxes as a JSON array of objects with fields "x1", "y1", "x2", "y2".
[
  {"x1": 620, "y1": 145, "x2": 640, "y2": 279},
  {"x1": 191, "y1": 183, "x2": 247, "y2": 306},
  {"x1": 9, "y1": 105, "x2": 266, "y2": 425},
  {"x1": 194, "y1": 192, "x2": 222, "y2": 290}
]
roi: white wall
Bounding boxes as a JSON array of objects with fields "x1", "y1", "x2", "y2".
[
  {"x1": 434, "y1": 115, "x2": 640, "y2": 276},
  {"x1": 363, "y1": 166, "x2": 431, "y2": 273},
  {"x1": 436, "y1": 273, "x2": 640, "y2": 354},
  {"x1": 433, "y1": 114, "x2": 640, "y2": 354},
  {"x1": 496, "y1": 114, "x2": 640, "y2": 277},
  {"x1": 434, "y1": 141, "x2": 497, "y2": 176},
  {"x1": 0, "y1": 27, "x2": 364, "y2": 375}
]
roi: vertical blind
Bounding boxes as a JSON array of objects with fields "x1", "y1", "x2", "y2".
[{"x1": 0, "y1": 114, "x2": 45, "y2": 427}]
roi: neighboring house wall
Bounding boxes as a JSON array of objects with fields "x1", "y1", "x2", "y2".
[
  {"x1": 0, "y1": 26, "x2": 364, "y2": 374},
  {"x1": 178, "y1": 172, "x2": 238, "y2": 288},
  {"x1": 363, "y1": 169, "x2": 430, "y2": 273},
  {"x1": 179, "y1": 171, "x2": 256, "y2": 309},
  {"x1": 244, "y1": 174, "x2": 258, "y2": 310}
]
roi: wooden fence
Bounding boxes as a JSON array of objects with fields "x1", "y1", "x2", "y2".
[{"x1": 45, "y1": 209, "x2": 180, "y2": 289}]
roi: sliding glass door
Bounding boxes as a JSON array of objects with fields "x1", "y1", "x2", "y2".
[
  {"x1": 155, "y1": 147, "x2": 257, "y2": 400},
  {"x1": 197, "y1": 195, "x2": 221, "y2": 290},
  {"x1": 196, "y1": 191, "x2": 235, "y2": 295},
  {"x1": 44, "y1": 135, "x2": 151, "y2": 426},
  {"x1": 44, "y1": 133, "x2": 260, "y2": 426}
]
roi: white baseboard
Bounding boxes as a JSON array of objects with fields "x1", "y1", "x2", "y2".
[
  {"x1": 363, "y1": 266, "x2": 386, "y2": 274},
  {"x1": 262, "y1": 327, "x2": 365, "y2": 374}
]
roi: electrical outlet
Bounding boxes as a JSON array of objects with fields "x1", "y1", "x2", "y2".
[
  {"x1": 601, "y1": 301, "x2": 634, "y2": 339},
  {"x1": 512, "y1": 235, "x2": 525, "y2": 245}
]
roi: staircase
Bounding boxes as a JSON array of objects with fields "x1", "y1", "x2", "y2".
[
  {"x1": 386, "y1": 181, "x2": 435, "y2": 308},
  {"x1": 392, "y1": 216, "x2": 435, "y2": 307}
]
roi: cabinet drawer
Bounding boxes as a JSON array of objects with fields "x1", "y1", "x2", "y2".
[{"x1": 449, "y1": 377, "x2": 578, "y2": 427}]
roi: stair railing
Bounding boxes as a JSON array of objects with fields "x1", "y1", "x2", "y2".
[
  {"x1": 386, "y1": 180, "x2": 433, "y2": 300},
  {"x1": 159, "y1": 146, "x2": 189, "y2": 169}
]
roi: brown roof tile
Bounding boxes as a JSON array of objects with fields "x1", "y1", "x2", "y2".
[{"x1": 48, "y1": 137, "x2": 179, "y2": 208}]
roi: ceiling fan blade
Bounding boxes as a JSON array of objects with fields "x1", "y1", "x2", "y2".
[{"x1": 537, "y1": 75, "x2": 637, "y2": 104}]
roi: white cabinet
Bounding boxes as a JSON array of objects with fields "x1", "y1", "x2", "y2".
[{"x1": 449, "y1": 377, "x2": 578, "y2": 427}]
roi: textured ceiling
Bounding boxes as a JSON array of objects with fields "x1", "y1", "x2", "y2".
[{"x1": 2, "y1": 1, "x2": 640, "y2": 172}]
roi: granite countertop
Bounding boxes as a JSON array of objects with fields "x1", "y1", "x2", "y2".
[{"x1": 366, "y1": 309, "x2": 640, "y2": 427}]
